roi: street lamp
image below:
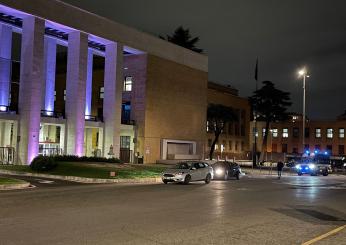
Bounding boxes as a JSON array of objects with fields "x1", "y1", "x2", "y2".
[{"x1": 298, "y1": 68, "x2": 310, "y2": 153}]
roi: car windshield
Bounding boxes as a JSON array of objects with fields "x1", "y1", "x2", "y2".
[{"x1": 173, "y1": 162, "x2": 191, "y2": 169}]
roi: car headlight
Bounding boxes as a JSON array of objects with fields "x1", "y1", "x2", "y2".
[
  {"x1": 309, "y1": 164, "x2": 316, "y2": 169},
  {"x1": 215, "y1": 168, "x2": 224, "y2": 175},
  {"x1": 295, "y1": 164, "x2": 301, "y2": 169},
  {"x1": 176, "y1": 172, "x2": 185, "y2": 175}
]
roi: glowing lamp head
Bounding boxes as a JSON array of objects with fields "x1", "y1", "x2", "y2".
[
  {"x1": 295, "y1": 164, "x2": 301, "y2": 169},
  {"x1": 0, "y1": 106, "x2": 7, "y2": 112},
  {"x1": 298, "y1": 68, "x2": 306, "y2": 76},
  {"x1": 215, "y1": 168, "x2": 224, "y2": 176},
  {"x1": 309, "y1": 164, "x2": 316, "y2": 169}
]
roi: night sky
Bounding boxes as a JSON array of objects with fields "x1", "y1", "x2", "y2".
[{"x1": 62, "y1": 0, "x2": 346, "y2": 120}]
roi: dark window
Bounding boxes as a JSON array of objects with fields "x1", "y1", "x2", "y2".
[
  {"x1": 326, "y1": 145, "x2": 332, "y2": 153},
  {"x1": 293, "y1": 127, "x2": 299, "y2": 138},
  {"x1": 235, "y1": 142, "x2": 238, "y2": 151},
  {"x1": 272, "y1": 144, "x2": 277, "y2": 153},
  {"x1": 121, "y1": 102, "x2": 131, "y2": 124},
  {"x1": 338, "y1": 145, "x2": 344, "y2": 155},
  {"x1": 293, "y1": 147, "x2": 298, "y2": 154},
  {"x1": 228, "y1": 122, "x2": 233, "y2": 135},
  {"x1": 241, "y1": 125, "x2": 245, "y2": 136},
  {"x1": 282, "y1": 144, "x2": 288, "y2": 153},
  {"x1": 305, "y1": 128, "x2": 310, "y2": 138},
  {"x1": 304, "y1": 144, "x2": 309, "y2": 152},
  {"x1": 229, "y1": 141, "x2": 232, "y2": 151}
]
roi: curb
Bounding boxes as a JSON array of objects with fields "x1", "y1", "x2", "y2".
[
  {"x1": 0, "y1": 182, "x2": 30, "y2": 190},
  {"x1": 0, "y1": 170, "x2": 162, "y2": 184}
]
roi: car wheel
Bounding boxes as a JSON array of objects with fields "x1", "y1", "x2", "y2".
[
  {"x1": 298, "y1": 172, "x2": 302, "y2": 176},
  {"x1": 205, "y1": 174, "x2": 211, "y2": 184},
  {"x1": 236, "y1": 172, "x2": 240, "y2": 180},
  {"x1": 323, "y1": 171, "x2": 328, "y2": 176},
  {"x1": 184, "y1": 175, "x2": 191, "y2": 185},
  {"x1": 163, "y1": 180, "x2": 168, "y2": 184}
]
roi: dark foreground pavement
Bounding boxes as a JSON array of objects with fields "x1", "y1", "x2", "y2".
[{"x1": 0, "y1": 175, "x2": 345, "y2": 245}]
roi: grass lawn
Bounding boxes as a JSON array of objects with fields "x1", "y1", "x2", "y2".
[
  {"x1": 0, "y1": 177, "x2": 26, "y2": 185},
  {"x1": 0, "y1": 163, "x2": 167, "y2": 179}
]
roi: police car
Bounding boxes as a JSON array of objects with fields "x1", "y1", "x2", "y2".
[{"x1": 295, "y1": 151, "x2": 332, "y2": 176}]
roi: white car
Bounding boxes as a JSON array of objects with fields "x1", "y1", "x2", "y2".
[{"x1": 162, "y1": 161, "x2": 213, "y2": 184}]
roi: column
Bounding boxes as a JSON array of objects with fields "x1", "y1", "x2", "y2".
[
  {"x1": 103, "y1": 42, "x2": 123, "y2": 158},
  {"x1": 85, "y1": 49, "x2": 93, "y2": 119},
  {"x1": 0, "y1": 121, "x2": 12, "y2": 146},
  {"x1": 42, "y1": 37, "x2": 57, "y2": 114},
  {"x1": 0, "y1": 24, "x2": 12, "y2": 111},
  {"x1": 65, "y1": 31, "x2": 88, "y2": 156},
  {"x1": 18, "y1": 16, "x2": 45, "y2": 164},
  {"x1": 59, "y1": 125, "x2": 65, "y2": 155},
  {"x1": 85, "y1": 127, "x2": 93, "y2": 156}
]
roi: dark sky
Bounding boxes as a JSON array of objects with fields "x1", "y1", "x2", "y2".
[{"x1": 62, "y1": 0, "x2": 346, "y2": 120}]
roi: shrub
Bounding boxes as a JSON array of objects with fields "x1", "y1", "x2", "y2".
[
  {"x1": 52, "y1": 155, "x2": 121, "y2": 163},
  {"x1": 30, "y1": 156, "x2": 58, "y2": 172}
]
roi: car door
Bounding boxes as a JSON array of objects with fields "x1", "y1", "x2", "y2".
[
  {"x1": 197, "y1": 162, "x2": 207, "y2": 180},
  {"x1": 190, "y1": 162, "x2": 201, "y2": 181}
]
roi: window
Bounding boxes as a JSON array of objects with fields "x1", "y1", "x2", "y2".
[
  {"x1": 241, "y1": 141, "x2": 244, "y2": 151},
  {"x1": 327, "y1": 128, "x2": 333, "y2": 139},
  {"x1": 229, "y1": 141, "x2": 232, "y2": 151},
  {"x1": 123, "y1": 76, "x2": 132, "y2": 91},
  {"x1": 262, "y1": 128, "x2": 266, "y2": 137},
  {"x1": 208, "y1": 139, "x2": 212, "y2": 147},
  {"x1": 228, "y1": 122, "x2": 233, "y2": 135},
  {"x1": 282, "y1": 144, "x2": 288, "y2": 153},
  {"x1": 222, "y1": 140, "x2": 226, "y2": 151},
  {"x1": 121, "y1": 102, "x2": 131, "y2": 124},
  {"x1": 293, "y1": 127, "x2": 299, "y2": 138},
  {"x1": 63, "y1": 90, "x2": 66, "y2": 101},
  {"x1": 315, "y1": 128, "x2": 321, "y2": 138},
  {"x1": 326, "y1": 145, "x2": 332, "y2": 153},
  {"x1": 272, "y1": 128, "x2": 278, "y2": 138},
  {"x1": 235, "y1": 142, "x2": 238, "y2": 151},
  {"x1": 272, "y1": 144, "x2": 277, "y2": 153},
  {"x1": 120, "y1": 136, "x2": 131, "y2": 149},
  {"x1": 282, "y1": 128, "x2": 288, "y2": 138},
  {"x1": 241, "y1": 125, "x2": 245, "y2": 136},
  {"x1": 206, "y1": 121, "x2": 209, "y2": 132},
  {"x1": 305, "y1": 127, "x2": 310, "y2": 138},
  {"x1": 99, "y1": 87, "x2": 104, "y2": 99},
  {"x1": 293, "y1": 147, "x2": 298, "y2": 154},
  {"x1": 339, "y1": 128, "x2": 345, "y2": 138},
  {"x1": 339, "y1": 145, "x2": 344, "y2": 155}
]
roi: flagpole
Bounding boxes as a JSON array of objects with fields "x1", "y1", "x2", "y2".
[{"x1": 253, "y1": 58, "x2": 259, "y2": 168}]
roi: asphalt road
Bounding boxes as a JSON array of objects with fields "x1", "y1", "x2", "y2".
[{"x1": 0, "y1": 174, "x2": 345, "y2": 245}]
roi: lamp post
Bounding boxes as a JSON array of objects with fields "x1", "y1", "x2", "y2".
[{"x1": 298, "y1": 68, "x2": 310, "y2": 153}]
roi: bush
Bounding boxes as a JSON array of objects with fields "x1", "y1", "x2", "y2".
[
  {"x1": 52, "y1": 155, "x2": 122, "y2": 163},
  {"x1": 30, "y1": 156, "x2": 58, "y2": 172}
]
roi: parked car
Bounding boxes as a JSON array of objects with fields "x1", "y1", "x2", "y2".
[
  {"x1": 161, "y1": 161, "x2": 213, "y2": 184},
  {"x1": 295, "y1": 163, "x2": 331, "y2": 176},
  {"x1": 212, "y1": 161, "x2": 241, "y2": 180}
]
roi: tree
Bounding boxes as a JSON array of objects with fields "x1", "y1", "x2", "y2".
[
  {"x1": 160, "y1": 26, "x2": 203, "y2": 53},
  {"x1": 249, "y1": 81, "x2": 292, "y2": 162},
  {"x1": 207, "y1": 104, "x2": 238, "y2": 160}
]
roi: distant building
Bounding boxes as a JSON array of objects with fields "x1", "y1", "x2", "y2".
[
  {"x1": 250, "y1": 113, "x2": 346, "y2": 159},
  {"x1": 206, "y1": 82, "x2": 251, "y2": 160}
]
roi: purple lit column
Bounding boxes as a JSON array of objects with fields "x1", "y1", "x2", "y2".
[
  {"x1": 18, "y1": 16, "x2": 45, "y2": 164},
  {"x1": 65, "y1": 31, "x2": 88, "y2": 156},
  {"x1": 42, "y1": 37, "x2": 57, "y2": 114},
  {"x1": 0, "y1": 24, "x2": 12, "y2": 111},
  {"x1": 85, "y1": 49, "x2": 93, "y2": 119},
  {"x1": 103, "y1": 42, "x2": 123, "y2": 158}
]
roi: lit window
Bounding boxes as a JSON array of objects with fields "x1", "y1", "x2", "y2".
[
  {"x1": 339, "y1": 128, "x2": 344, "y2": 138},
  {"x1": 63, "y1": 90, "x2": 66, "y2": 101},
  {"x1": 206, "y1": 121, "x2": 209, "y2": 132},
  {"x1": 315, "y1": 128, "x2": 321, "y2": 138},
  {"x1": 272, "y1": 128, "x2": 278, "y2": 138},
  {"x1": 282, "y1": 128, "x2": 288, "y2": 138},
  {"x1": 327, "y1": 128, "x2": 333, "y2": 139},
  {"x1": 262, "y1": 128, "x2": 266, "y2": 137},
  {"x1": 99, "y1": 87, "x2": 104, "y2": 99},
  {"x1": 124, "y1": 76, "x2": 132, "y2": 92}
]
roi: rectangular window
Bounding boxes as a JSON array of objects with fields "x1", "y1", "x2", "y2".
[
  {"x1": 229, "y1": 141, "x2": 232, "y2": 151},
  {"x1": 315, "y1": 128, "x2": 321, "y2": 138},
  {"x1": 305, "y1": 127, "x2": 310, "y2": 138},
  {"x1": 282, "y1": 144, "x2": 288, "y2": 153},
  {"x1": 206, "y1": 121, "x2": 209, "y2": 132},
  {"x1": 222, "y1": 140, "x2": 226, "y2": 151},
  {"x1": 241, "y1": 125, "x2": 245, "y2": 136},
  {"x1": 228, "y1": 122, "x2": 233, "y2": 135},
  {"x1": 262, "y1": 128, "x2": 266, "y2": 137},
  {"x1": 293, "y1": 147, "x2": 298, "y2": 154},
  {"x1": 120, "y1": 136, "x2": 131, "y2": 149},
  {"x1": 282, "y1": 128, "x2": 288, "y2": 138},
  {"x1": 99, "y1": 87, "x2": 104, "y2": 99},
  {"x1": 326, "y1": 145, "x2": 332, "y2": 153},
  {"x1": 339, "y1": 128, "x2": 345, "y2": 138},
  {"x1": 338, "y1": 145, "x2": 344, "y2": 155},
  {"x1": 272, "y1": 143, "x2": 277, "y2": 153},
  {"x1": 63, "y1": 89, "x2": 66, "y2": 101},
  {"x1": 123, "y1": 76, "x2": 132, "y2": 92},
  {"x1": 241, "y1": 141, "x2": 244, "y2": 151},
  {"x1": 327, "y1": 128, "x2": 333, "y2": 139},
  {"x1": 272, "y1": 128, "x2": 278, "y2": 138},
  {"x1": 121, "y1": 102, "x2": 131, "y2": 124},
  {"x1": 293, "y1": 127, "x2": 299, "y2": 138},
  {"x1": 235, "y1": 142, "x2": 238, "y2": 151}
]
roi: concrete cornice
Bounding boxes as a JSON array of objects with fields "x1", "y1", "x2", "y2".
[{"x1": 0, "y1": 0, "x2": 208, "y2": 72}]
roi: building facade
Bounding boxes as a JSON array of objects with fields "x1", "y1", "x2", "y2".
[
  {"x1": 0, "y1": 0, "x2": 208, "y2": 164},
  {"x1": 206, "y1": 82, "x2": 251, "y2": 160},
  {"x1": 250, "y1": 114, "x2": 346, "y2": 158}
]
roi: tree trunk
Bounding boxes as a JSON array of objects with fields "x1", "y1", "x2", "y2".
[
  {"x1": 209, "y1": 131, "x2": 221, "y2": 160},
  {"x1": 259, "y1": 120, "x2": 270, "y2": 162}
]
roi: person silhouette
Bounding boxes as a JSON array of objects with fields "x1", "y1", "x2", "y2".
[{"x1": 277, "y1": 161, "x2": 284, "y2": 179}]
